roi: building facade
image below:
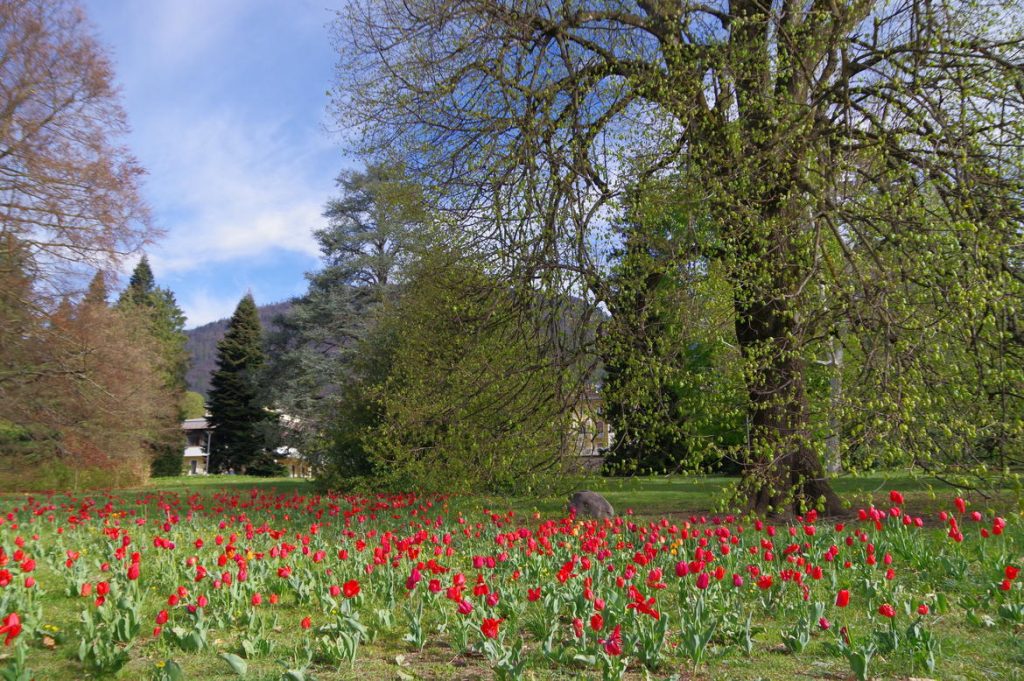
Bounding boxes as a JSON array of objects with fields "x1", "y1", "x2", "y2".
[{"x1": 180, "y1": 417, "x2": 311, "y2": 477}]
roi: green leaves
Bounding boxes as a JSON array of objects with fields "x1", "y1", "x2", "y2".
[
  {"x1": 218, "y1": 652, "x2": 248, "y2": 677},
  {"x1": 150, "y1": 659, "x2": 185, "y2": 681}
]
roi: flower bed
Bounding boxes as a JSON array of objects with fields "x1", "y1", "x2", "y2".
[{"x1": 0, "y1": 486, "x2": 1021, "y2": 680}]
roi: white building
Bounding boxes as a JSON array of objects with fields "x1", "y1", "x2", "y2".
[
  {"x1": 182, "y1": 417, "x2": 212, "y2": 475},
  {"x1": 180, "y1": 416, "x2": 312, "y2": 477}
]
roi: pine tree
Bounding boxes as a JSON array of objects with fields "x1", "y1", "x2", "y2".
[
  {"x1": 266, "y1": 163, "x2": 425, "y2": 460},
  {"x1": 207, "y1": 294, "x2": 278, "y2": 474},
  {"x1": 120, "y1": 256, "x2": 155, "y2": 305},
  {"x1": 117, "y1": 257, "x2": 188, "y2": 392},
  {"x1": 115, "y1": 257, "x2": 190, "y2": 476}
]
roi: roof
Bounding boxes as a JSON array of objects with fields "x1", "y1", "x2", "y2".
[{"x1": 182, "y1": 418, "x2": 211, "y2": 431}]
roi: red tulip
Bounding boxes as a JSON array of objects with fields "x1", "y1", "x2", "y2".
[
  {"x1": 300, "y1": 616, "x2": 312, "y2": 630},
  {"x1": 1006, "y1": 565, "x2": 1020, "y2": 580},
  {"x1": 0, "y1": 613, "x2": 21, "y2": 646},
  {"x1": 601, "y1": 624, "x2": 623, "y2": 656},
  {"x1": 889, "y1": 490, "x2": 904, "y2": 505},
  {"x1": 156, "y1": 610, "x2": 168, "y2": 625},
  {"x1": 527, "y1": 587, "x2": 541, "y2": 602},
  {"x1": 572, "y1": 617, "x2": 583, "y2": 638},
  {"x1": 878, "y1": 603, "x2": 896, "y2": 618},
  {"x1": 96, "y1": 581, "x2": 109, "y2": 596},
  {"x1": 590, "y1": 613, "x2": 604, "y2": 631},
  {"x1": 343, "y1": 579, "x2": 360, "y2": 598},
  {"x1": 251, "y1": 593, "x2": 262, "y2": 606},
  {"x1": 917, "y1": 604, "x2": 929, "y2": 616},
  {"x1": 481, "y1": 617, "x2": 503, "y2": 639},
  {"x1": 127, "y1": 563, "x2": 140, "y2": 581},
  {"x1": 836, "y1": 589, "x2": 850, "y2": 607}
]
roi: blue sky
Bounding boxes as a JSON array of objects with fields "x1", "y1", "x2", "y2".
[{"x1": 83, "y1": 0, "x2": 352, "y2": 327}]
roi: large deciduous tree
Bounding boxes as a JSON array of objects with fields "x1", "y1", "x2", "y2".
[
  {"x1": 0, "y1": 0, "x2": 174, "y2": 489},
  {"x1": 208, "y1": 294, "x2": 277, "y2": 474},
  {"x1": 335, "y1": 0, "x2": 1024, "y2": 513},
  {"x1": 0, "y1": 0, "x2": 152, "y2": 298}
]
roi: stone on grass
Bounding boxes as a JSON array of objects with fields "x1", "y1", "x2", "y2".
[{"x1": 568, "y1": 490, "x2": 614, "y2": 519}]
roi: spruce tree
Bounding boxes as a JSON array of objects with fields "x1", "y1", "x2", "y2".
[
  {"x1": 120, "y1": 256, "x2": 155, "y2": 306},
  {"x1": 118, "y1": 257, "x2": 188, "y2": 391},
  {"x1": 117, "y1": 257, "x2": 190, "y2": 476},
  {"x1": 207, "y1": 294, "x2": 277, "y2": 474}
]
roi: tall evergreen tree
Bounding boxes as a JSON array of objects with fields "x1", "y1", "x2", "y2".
[
  {"x1": 120, "y1": 256, "x2": 155, "y2": 305},
  {"x1": 266, "y1": 164, "x2": 426, "y2": 455},
  {"x1": 117, "y1": 257, "x2": 190, "y2": 476},
  {"x1": 601, "y1": 194, "x2": 746, "y2": 476},
  {"x1": 208, "y1": 294, "x2": 277, "y2": 474},
  {"x1": 118, "y1": 257, "x2": 188, "y2": 392}
]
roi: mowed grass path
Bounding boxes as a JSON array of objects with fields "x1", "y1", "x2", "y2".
[{"x1": 0, "y1": 472, "x2": 1021, "y2": 680}]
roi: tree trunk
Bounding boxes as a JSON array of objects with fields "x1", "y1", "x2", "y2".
[
  {"x1": 825, "y1": 338, "x2": 844, "y2": 475},
  {"x1": 735, "y1": 295, "x2": 844, "y2": 517}
]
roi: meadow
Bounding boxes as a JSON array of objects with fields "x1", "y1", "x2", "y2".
[{"x1": 0, "y1": 474, "x2": 1021, "y2": 680}]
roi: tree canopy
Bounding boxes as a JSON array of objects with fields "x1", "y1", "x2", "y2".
[
  {"x1": 267, "y1": 164, "x2": 428, "y2": 453},
  {"x1": 335, "y1": 0, "x2": 1024, "y2": 512},
  {"x1": 0, "y1": 0, "x2": 152, "y2": 300}
]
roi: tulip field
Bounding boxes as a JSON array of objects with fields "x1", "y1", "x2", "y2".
[{"x1": 0, "y1": 477, "x2": 1022, "y2": 680}]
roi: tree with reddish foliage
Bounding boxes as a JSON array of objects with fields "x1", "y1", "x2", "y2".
[
  {"x1": 0, "y1": 0, "x2": 169, "y2": 489},
  {"x1": 0, "y1": 0, "x2": 152, "y2": 298}
]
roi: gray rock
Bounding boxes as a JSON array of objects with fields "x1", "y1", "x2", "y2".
[{"x1": 568, "y1": 490, "x2": 614, "y2": 519}]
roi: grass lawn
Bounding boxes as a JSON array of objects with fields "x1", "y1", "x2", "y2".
[{"x1": 0, "y1": 472, "x2": 1021, "y2": 680}]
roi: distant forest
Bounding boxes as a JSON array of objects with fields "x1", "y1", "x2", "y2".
[{"x1": 185, "y1": 301, "x2": 291, "y2": 396}]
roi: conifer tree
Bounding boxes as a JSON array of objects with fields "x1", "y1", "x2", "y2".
[
  {"x1": 83, "y1": 272, "x2": 109, "y2": 307},
  {"x1": 118, "y1": 257, "x2": 188, "y2": 391},
  {"x1": 207, "y1": 294, "x2": 278, "y2": 474},
  {"x1": 120, "y1": 256, "x2": 155, "y2": 305},
  {"x1": 117, "y1": 257, "x2": 189, "y2": 476}
]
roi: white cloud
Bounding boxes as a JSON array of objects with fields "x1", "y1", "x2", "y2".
[
  {"x1": 84, "y1": 0, "x2": 347, "y2": 324},
  {"x1": 144, "y1": 110, "x2": 327, "y2": 276},
  {"x1": 179, "y1": 288, "x2": 247, "y2": 328}
]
